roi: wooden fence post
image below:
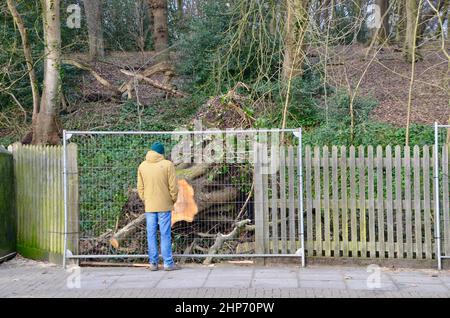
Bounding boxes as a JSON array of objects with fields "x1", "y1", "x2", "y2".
[
  {"x1": 67, "y1": 143, "x2": 79, "y2": 259},
  {"x1": 254, "y1": 143, "x2": 265, "y2": 257}
]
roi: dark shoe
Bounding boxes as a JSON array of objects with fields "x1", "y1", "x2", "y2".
[
  {"x1": 148, "y1": 263, "x2": 158, "y2": 271},
  {"x1": 164, "y1": 264, "x2": 181, "y2": 271}
]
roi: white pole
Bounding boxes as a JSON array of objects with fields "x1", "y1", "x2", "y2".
[
  {"x1": 62, "y1": 130, "x2": 68, "y2": 269},
  {"x1": 434, "y1": 122, "x2": 442, "y2": 270},
  {"x1": 297, "y1": 128, "x2": 306, "y2": 267}
]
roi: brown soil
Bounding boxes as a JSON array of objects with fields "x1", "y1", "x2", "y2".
[
  {"x1": 66, "y1": 51, "x2": 185, "y2": 105},
  {"x1": 323, "y1": 42, "x2": 449, "y2": 126}
]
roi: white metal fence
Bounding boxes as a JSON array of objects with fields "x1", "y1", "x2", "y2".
[
  {"x1": 62, "y1": 128, "x2": 305, "y2": 267},
  {"x1": 434, "y1": 122, "x2": 450, "y2": 270}
]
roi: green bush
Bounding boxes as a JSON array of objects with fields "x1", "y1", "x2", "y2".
[
  {"x1": 177, "y1": 1, "x2": 231, "y2": 89},
  {"x1": 303, "y1": 122, "x2": 435, "y2": 147}
]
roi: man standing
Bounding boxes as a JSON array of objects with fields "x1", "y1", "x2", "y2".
[{"x1": 137, "y1": 142, "x2": 180, "y2": 271}]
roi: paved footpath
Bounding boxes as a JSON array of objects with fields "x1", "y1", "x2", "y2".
[{"x1": 1, "y1": 257, "x2": 450, "y2": 298}]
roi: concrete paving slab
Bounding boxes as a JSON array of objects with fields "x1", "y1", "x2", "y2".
[
  {"x1": 298, "y1": 273, "x2": 343, "y2": 281},
  {"x1": 109, "y1": 280, "x2": 158, "y2": 289},
  {"x1": 78, "y1": 279, "x2": 116, "y2": 289},
  {"x1": 252, "y1": 278, "x2": 298, "y2": 288},
  {"x1": 390, "y1": 275, "x2": 443, "y2": 284},
  {"x1": 299, "y1": 280, "x2": 346, "y2": 289},
  {"x1": 345, "y1": 279, "x2": 398, "y2": 291},
  {"x1": 254, "y1": 273, "x2": 297, "y2": 280},
  {"x1": 203, "y1": 279, "x2": 252, "y2": 288},
  {"x1": 156, "y1": 278, "x2": 206, "y2": 288},
  {"x1": 396, "y1": 283, "x2": 449, "y2": 293}
]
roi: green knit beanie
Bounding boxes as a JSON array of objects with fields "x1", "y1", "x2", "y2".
[{"x1": 151, "y1": 142, "x2": 165, "y2": 155}]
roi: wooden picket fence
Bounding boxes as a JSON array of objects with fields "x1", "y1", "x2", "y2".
[
  {"x1": 7, "y1": 142, "x2": 450, "y2": 264},
  {"x1": 255, "y1": 144, "x2": 450, "y2": 260},
  {"x1": 8, "y1": 143, "x2": 78, "y2": 264}
]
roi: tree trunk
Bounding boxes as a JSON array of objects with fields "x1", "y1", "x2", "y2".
[
  {"x1": 149, "y1": 0, "x2": 169, "y2": 61},
  {"x1": 395, "y1": 0, "x2": 406, "y2": 44},
  {"x1": 281, "y1": 0, "x2": 310, "y2": 80},
  {"x1": 33, "y1": 0, "x2": 61, "y2": 145},
  {"x1": 177, "y1": 0, "x2": 183, "y2": 20},
  {"x1": 376, "y1": 0, "x2": 390, "y2": 43},
  {"x1": 322, "y1": 0, "x2": 331, "y2": 32},
  {"x1": 404, "y1": 0, "x2": 420, "y2": 63},
  {"x1": 269, "y1": 0, "x2": 279, "y2": 35},
  {"x1": 82, "y1": 0, "x2": 105, "y2": 61}
]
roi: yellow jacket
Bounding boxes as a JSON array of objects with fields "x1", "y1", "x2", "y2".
[{"x1": 137, "y1": 150, "x2": 178, "y2": 212}]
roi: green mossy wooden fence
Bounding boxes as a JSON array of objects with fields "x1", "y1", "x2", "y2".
[
  {"x1": 0, "y1": 147, "x2": 16, "y2": 260},
  {"x1": 8, "y1": 143, "x2": 78, "y2": 264}
]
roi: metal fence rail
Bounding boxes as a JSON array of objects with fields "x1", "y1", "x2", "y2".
[
  {"x1": 434, "y1": 123, "x2": 450, "y2": 269},
  {"x1": 63, "y1": 129, "x2": 305, "y2": 267}
]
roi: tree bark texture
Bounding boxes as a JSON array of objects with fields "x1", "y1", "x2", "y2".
[
  {"x1": 149, "y1": 0, "x2": 169, "y2": 61},
  {"x1": 282, "y1": 0, "x2": 310, "y2": 80},
  {"x1": 33, "y1": 0, "x2": 61, "y2": 145},
  {"x1": 83, "y1": 0, "x2": 105, "y2": 61}
]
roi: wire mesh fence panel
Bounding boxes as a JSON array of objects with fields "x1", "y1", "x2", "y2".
[
  {"x1": 434, "y1": 126, "x2": 450, "y2": 269},
  {"x1": 64, "y1": 129, "x2": 304, "y2": 264}
]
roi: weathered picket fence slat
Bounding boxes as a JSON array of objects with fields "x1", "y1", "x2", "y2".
[{"x1": 442, "y1": 145, "x2": 450, "y2": 256}]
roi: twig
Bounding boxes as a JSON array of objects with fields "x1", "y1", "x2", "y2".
[
  {"x1": 203, "y1": 219, "x2": 252, "y2": 265},
  {"x1": 234, "y1": 183, "x2": 254, "y2": 222}
]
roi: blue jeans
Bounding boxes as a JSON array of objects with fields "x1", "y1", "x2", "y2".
[{"x1": 145, "y1": 212, "x2": 174, "y2": 267}]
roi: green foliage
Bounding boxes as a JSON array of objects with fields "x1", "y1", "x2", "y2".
[
  {"x1": 303, "y1": 122, "x2": 435, "y2": 147},
  {"x1": 102, "y1": 0, "x2": 153, "y2": 52},
  {"x1": 331, "y1": 3, "x2": 370, "y2": 44},
  {"x1": 76, "y1": 132, "x2": 180, "y2": 234},
  {"x1": 177, "y1": 1, "x2": 231, "y2": 89},
  {"x1": 0, "y1": 0, "x2": 44, "y2": 113}
]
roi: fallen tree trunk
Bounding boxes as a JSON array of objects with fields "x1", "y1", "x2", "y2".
[
  {"x1": 118, "y1": 61, "x2": 174, "y2": 94},
  {"x1": 62, "y1": 58, "x2": 120, "y2": 94},
  {"x1": 120, "y1": 69, "x2": 188, "y2": 97},
  {"x1": 110, "y1": 214, "x2": 146, "y2": 249}
]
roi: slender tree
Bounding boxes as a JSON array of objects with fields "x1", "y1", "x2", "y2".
[
  {"x1": 6, "y1": 0, "x2": 39, "y2": 125},
  {"x1": 82, "y1": 0, "x2": 105, "y2": 61},
  {"x1": 404, "y1": 0, "x2": 420, "y2": 62},
  {"x1": 375, "y1": 0, "x2": 390, "y2": 43},
  {"x1": 281, "y1": 0, "x2": 310, "y2": 80},
  {"x1": 34, "y1": 0, "x2": 61, "y2": 145},
  {"x1": 281, "y1": 0, "x2": 310, "y2": 136},
  {"x1": 395, "y1": 0, "x2": 406, "y2": 44},
  {"x1": 177, "y1": 0, "x2": 183, "y2": 20}
]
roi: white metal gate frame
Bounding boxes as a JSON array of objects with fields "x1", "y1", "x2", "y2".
[
  {"x1": 62, "y1": 128, "x2": 305, "y2": 268},
  {"x1": 434, "y1": 122, "x2": 449, "y2": 270}
]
